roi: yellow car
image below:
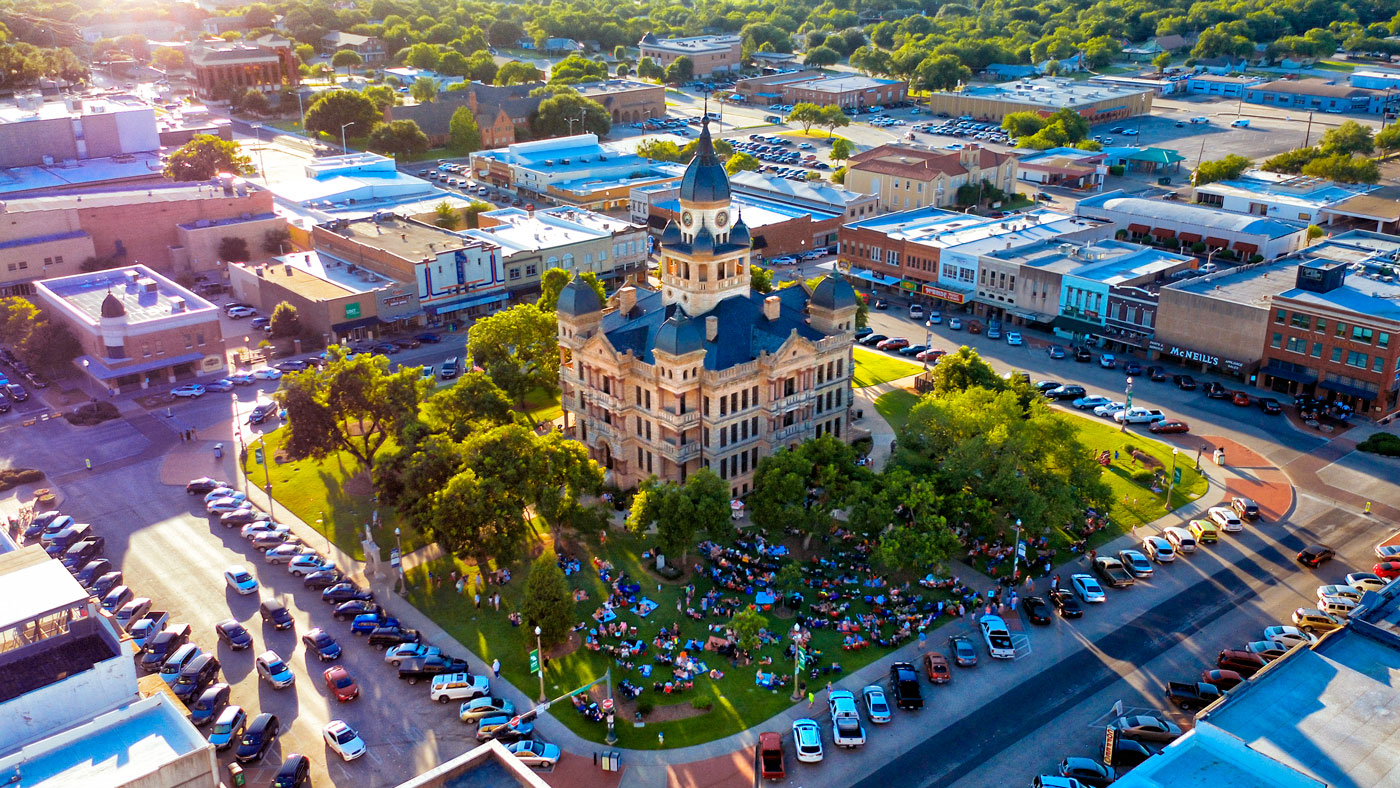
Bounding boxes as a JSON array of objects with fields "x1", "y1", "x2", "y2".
[{"x1": 1292, "y1": 607, "x2": 1343, "y2": 634}]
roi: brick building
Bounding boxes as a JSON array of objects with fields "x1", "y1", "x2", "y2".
[
  {"x1": 34, "y1": 265, "x2": 227, "y2": 392},
  {"x1": 734, "y1": 71, "x2": 908, "y2": 109},
  {"x1": 638, "y1": 33, "x2": 743, "y2": 77},
  {"x1": 189, "y1": 37, "x2": 300, "y2": 100},
  {"x1": 844, "y1": 143, "x2": 1018, "y2": 212}
]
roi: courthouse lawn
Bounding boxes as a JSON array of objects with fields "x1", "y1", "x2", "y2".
[
  {"x1": 873, "y1": 389, "x2": 920, "y2": 433},
  {"x1": 852, "y1": 347, "x2": 922, "y2": 388},
  {"x1": 520, "y1": 386, "x2": 563, "y2": 424}
]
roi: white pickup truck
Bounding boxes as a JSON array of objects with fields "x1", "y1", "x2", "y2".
[
  {"x1": 1114, "y1": 407, "x2": 1167, "y2": 425},
  {"x1": 828, "y1": 690, "x2": 867, "y2": 748},
  {"x1": 980, "y1": 615, "x2": 1016, "y2": 659}
]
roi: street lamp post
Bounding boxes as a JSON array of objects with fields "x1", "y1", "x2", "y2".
[
  {"x1": 251, "y1": 122, "x2": 267, "y2": 184},
  {"x1": 1120, "y1": 376, "x2": 1134, "y2": 433},
  {"x1": 534, "y1": 626, "x2": 547, "y2": 702},
  {"x1": 922, "y1": 320, "x2": 933, "y2": 370},
  {"x1": 394, "y1": 526, "x2": 403, "y2": 593},
  {"x1": 789, "y1": 623, "x2": 805, "y2": 702},
  {"x1": 340, "y1": 122, "x2": 355, "y2": 154},
  {"x1": 257, "y1": 434, "x2": 275, "y2": 521},
  {"x1": 1164, "y1": 448, "x2": 1180, "y2": 511},
  {"x1": 295, "y1": 91, "x2": 305, "y2": 131},
  {"x1": 1010, "y1": 518, "x2": 1023, "y2": 579}
]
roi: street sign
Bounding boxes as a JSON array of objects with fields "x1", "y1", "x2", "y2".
[
  {"x1": 1016, "y1": 540, "x2": 1026, "y2": 559},
  {"x1": 254, "y1": 447, "x2": 264, "y2": 465},
  {"x1": 602, "y1": 698, "x2": 614, "y2": 713},
  {"x1": 529, "y1": 648, "x2": 541, "y2": 675},
  {"x1": 389, "y1": 548, "x2": 401, "y2": 569},
  {"x1": 1173, "y1": 467, "x2": 1182, "y2": 484}
]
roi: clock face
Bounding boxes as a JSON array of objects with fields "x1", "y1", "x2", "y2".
[
  {"x1": 681, "y1": 211, "x2": 694, "y2": 228},
  {"x1": 715, "y1": 210, "x2": 729, "y2": 228}
]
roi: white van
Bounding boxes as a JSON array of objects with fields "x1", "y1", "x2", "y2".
[
  {"x1": 1317, "y1": 595, "x2": 1358, "y2": 619},
  {"x1": 1164, "y1": 526, "x2": 1197, "y2": 554},
  {"x1": 1230, "y1": 119, "x2": 1250, "y2": 128},
  {"x1": 909, "y1": 304, "x2": 925, "y2": 320}
]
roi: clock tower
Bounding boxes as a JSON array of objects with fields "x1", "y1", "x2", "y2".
[{"x1": 657, "y1": 117, "x2": 753, "y2": 315}]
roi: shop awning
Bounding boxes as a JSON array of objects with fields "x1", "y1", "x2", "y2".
[
  {"x1": 1318, "y1": 378, "x2": 1377, "y2": 400},
  {"x1": 1234, "y1": 242, "x2": 1258, "y2": 256},
  {"x1": 1261, "y1": 361, "x2": 1317, "y2": 384},
  {"x1": 75, "y1": 352, "x2": 206, "y2": 381},
  {"x1": 1151, "y1": 227, "x2": 1175, "y2": 239},
  {"x1": 1178, "y1": 232, "x2": 1202, "y2": 243},
  {"x1": 427, "y1": 290, "x2": 509, "y2": 315},
  {"x1": 1051, "y1": 315, "x2": 1102, "y2": 336},
  {"x1": 331, "y1": 315, "x2": 384, "y2": 332},
  {"x1": 1205, "y1": 236, "x2": 1229, "y2": 249},
  {"x1": 1127, "y1": 223, "x2": 1150, "y2": 234},
  {"x1": 848, "y1": 267, "x2": 902, "y2": 288}
]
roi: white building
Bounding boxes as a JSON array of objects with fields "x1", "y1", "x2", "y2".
[
  {"x1": 463, "y1": 206, "x2": 649, "y2": 294},
  {"x1": 1077, "y1": 190, "x2": 1310, "y2": 261},
  {"x1": 1193, "y1": 170, "x2": 1380, "y2": 226}
]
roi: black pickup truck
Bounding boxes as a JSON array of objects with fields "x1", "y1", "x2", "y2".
[
  {"x1": 889, "y1": 662, "x2": 924, "y2": 710},
  {"x1": 397, "y1": 655, "x2": 469, "y2": 684},
  {"x1": 1164, "y1": 681, "x2": 1222, "y2": 711}
]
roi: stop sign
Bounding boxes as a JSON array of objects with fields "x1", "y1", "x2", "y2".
[
  {"x1": 602, "y1": 698, "x2": 614, "y2": 712},
  {"x1": 508, "y1": 716, "x2": 521, "y2": 727}
]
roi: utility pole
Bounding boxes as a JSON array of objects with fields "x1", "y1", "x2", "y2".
[{"x1": 1303, "y1": 111, "x2": 1315, "y2": 148}]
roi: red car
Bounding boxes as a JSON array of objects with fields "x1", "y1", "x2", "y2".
[
  {"x1": 877, "y1": 337, "x2": 910, "y2": 351},
  {"x1": 917, "y1": 348, "x2": 946, "y2": 363},
  {"x1": 1217, "y1": 649, "x2": 1266, "y2": 677},
  {"x1": 1149, "y1": 419, "x2": 1190, "y2": 434},
  {"x1": 1232, "y1": 391, "x2": 1250, "y2": 406},
  {"x1": 323, "y1": 665, "x2": 359, "y2": 702},
  {"x1": 1199, "y1": 668, "x2": 1243, "y2": 690},
  {"x1": 923, "y1": 652, "x2": 951, "y2": 684},
  {"x1": 1376, "y1": 561, "x2": 1400, "y2": 579}
]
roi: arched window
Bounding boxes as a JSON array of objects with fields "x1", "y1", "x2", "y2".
[{"x1": 563, "y1": 253, "x2": 575, "y2": 268}]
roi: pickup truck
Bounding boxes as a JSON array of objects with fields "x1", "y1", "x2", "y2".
[
  {"x1": 1093, "y1": 557, "x2": 1136, "y2": 589},
  {"x1": 1164, "y1": 681, "x2": 1223, "y2": 711},
  {"x1": 351, "y1": 614, "x2": 399, "y2": 635},
  {"x1": 979, "y1": 615, "x2": 1016, "y2": 659},
  {"x1": 758, "y1": 731, "x2": 785, "y2": 779},
  {"x1": 129, "y1": 611, "x2": 170, "y2": 649},
  {"x1": 397, "y1": 655, "x2": 470, "y2": 685},
  {"x1": 889, "y1": 661, "x2": 924, "y2": 709},
  {"x1": 1115, "y1": 407, "x2": 1167, "y2": 425},
  {"x1": 828, "y1": 690, "x2": 867, "y2": 747}
]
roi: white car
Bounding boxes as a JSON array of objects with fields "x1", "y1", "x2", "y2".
[
  {"x1": 255, "y1": 650, "x2": 295, "y2": 688},
  {"x1": 1005, "y1": 331, "x2": 1023, "y2": 346},
  {"x1": 771, "y1": 256, "x2": 798, "y2": 265},
  {"x1": 252, "y1": 368, "x2": 282, "y2": 380},
  {"x1": 1114, "y1": 407, "x2": 1166, "y2": 424},
  {"x1": 927, "y1": 311, "x2": 942, "y2": 324},
  {"x1": 288, "y1": 554, "x2": 335, "y2": 577},
  {"x1": 792, "y1": 718, "x2": 823, "y2": 762},
  {"x1": 172, "y1": 384, "x2": 206, "y2": 398},
  {"x1": 861, "y1": 684, "x2": 891, "y2": 723},
  {"x1": 1071, "y1": 573, "x2": 1105, "y2": 603},
  {"x1": 1208, "y1": 506, "x2": 1243, "y2": 532},
  {"x1": 241, "y1": 521, "x2": 289, "y2": 540},
  {"x1": 1263, "y1": 625, "x2": 1318, "y2": 649},
  {"x1": 1346, "y1": 572, "x2": 1388, "y2": 594},
  {"x1": 1142, "y1": 536, "x2": 1174, "y2": 563},
  {"x1": 979, "y1": 614, "x2": 1015, "y2": 658},
  {"x1": 204, "y1": 487, "x2": 246, "y2": 504},
  {"x1": 206, "y1": 497, "x2": 246, "y2": 514},
  {"x1": 1093, "y1": 401, "x2": 1127, "y2": 418},
  {"x1": 1072, "y1": 395, "x2": 1113, "y2": 411},
  {"x1": 323, "y1": 720, "x2": 366, "y2": 761},
  {"x1": 228, "y1": 306, "x2": 258, "y2": 318},
  {"x1": 827, "y1": 690, "x2": 866, "y2": 748},
  {"x1": 509, "y1": 740, "x2": 560, "y2": 769},
  {"x1": 265, "y1": 543, "x2": 311, "y2": 564},
  {"x1": 1317, "y1": 584, "x2": 1363, "y2": 603},
  {"x1": 223, "y1": 566, "x2": 258, "y2": 595}
]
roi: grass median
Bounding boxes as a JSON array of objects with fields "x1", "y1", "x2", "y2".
[{"x1": 852, "y1": 347, "x2": 922, "y2": 388}]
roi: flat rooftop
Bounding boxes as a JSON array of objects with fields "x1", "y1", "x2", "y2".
[
  {"x1": 0, "y1": 551, "x2": 89, "y2": 632},
  {"x1": 3, "y1": 181, "x2": 265, "y2": 213},
  {"x1": 643, "y1": 34, "x2": 740, "y2": 53},
  {"x1": 1112, "y1": 723, "x2": 1326, "y2": 788},
  {"x1": 995, "y1": 239, "x2": 1192, "y2": 284},
  {"x1": 948, "y1": 77, "x2": 1152, "y2": 108},
  {"x1": 251, "y1": 251, "x2": 383, "y2": 298},
  {"x1": 392, "y1": 741, "x2": 550, "y2": 788},
  {"x1": 318, "y1": 214, "x2": 481, "y2": 262},
  {"x1": 0, "y1": 633, "x2": 116, "y2": 704},
  {"x1": 0, "y1": 153, "x2": 166, "y2": 198},
  {"x1": 799, "y1": 75, "x2": 902, "y2": 93},
  {"x1": 41, "y1": 266, "x2": 217, "y2": 325},
  {"x1": 848, "y1": 206, "x2": 1103, "y2": 249},
  {"x1": 1168, "y1": 258, "x2": 1298, "y2": 306},
  {"x1": 729, "y1": 170, "x2": 870, "y2": 208},
  {"x1": 1280, "y1": 272, "x2": 1400, "y2": 322},
  {"x1": 659, "y1": 194, "x2": 836, "y2": 228},
  {"x1": 1078, "y1": 193, "x2": 1307, "y2": 238},
  {"x1": 0, "y1": 96, "x2": 150, "y2": 124},
  {"x1": 3, "y1": 695, "x2": 210, "y2": 787},
  {"x1": 1197, "y1": 172, "x2": 1373, "y2": 209},
  {"x1": 541, "y1": 206, "x2": 643, "y2": 234},
  {"x1": 466, "y1": 208, "x2": 604, "y2": 253}
]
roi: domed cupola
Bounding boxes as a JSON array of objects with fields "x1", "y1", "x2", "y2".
[
  {"x1": 728, "y1": 213, "x2": 751, "y2": 249},
  {"x1": 100, "y1": 291, "x2": 127, "y2": 318},
  {"x1": 678, "y1": 118, "x2": 730, "y2": 206},
  {"x1": 660, "y1": 218, "x2": 683, "y2": 248}
]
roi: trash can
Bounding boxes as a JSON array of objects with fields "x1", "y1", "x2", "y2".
[
  {"x1": 227, "y1": 763, "x2": 245, "y2": 786},
  {"x1": 1213, "y1": 448, "x2": 1225, "y2": 466},
  {"x1": 214, "y1": 443, "x2": 224, "y2": 459}
]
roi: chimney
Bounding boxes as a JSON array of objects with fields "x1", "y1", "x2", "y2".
[
  {"x1": 705, "y1": 315, "x2": 718, "y2": 341},
  {"x1": 616, "y1": 285, "x2": 637, "y2": 314},
  {"x1": 763, "y1": 295, "x2": 781, "y2": 321}
]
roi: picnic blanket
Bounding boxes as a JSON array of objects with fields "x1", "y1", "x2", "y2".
[
  {"x1": 632, "y1": 597, "x2": 658, "y2": 617},
  {"x1": 755, "y1": 591, "x2": 776, "y2": 607},
  {"x1": 596, "y1": 608, "x2": 617, "y2": 623},
  {"x1": 755, "y1": 671, "x2": 776, "y2": 688}
]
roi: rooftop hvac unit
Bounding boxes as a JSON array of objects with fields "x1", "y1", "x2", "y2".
[
  {"x1": 169, "y1": 297, "x2": 186, "y2": 313},
  {"x1": 124, "y1": 269, "x2": 140, "y2": 284},
  {"x1": 140, "y1": 278, "x2": 158, "y2": 293}
]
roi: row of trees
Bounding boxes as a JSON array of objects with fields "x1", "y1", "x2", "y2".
[
  {"x1": 1196, "y1": 121, "x2": 1392, "y2": 186},
  {"x1": 788, "y1": 103, "x2": 852, "y2": 138},
  {"x1": 0, "y1": 297, "x2": 82, "y2": 377},
  {"x1": 1002, "y1": 108, "x2": 1097, "y2": 151}
]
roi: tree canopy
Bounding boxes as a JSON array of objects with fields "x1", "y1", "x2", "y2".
[
  {"x1": 304, "y1": 89, "x2": 380, "y2": 137},
  {"x1": 367, "y1": 119, "x2": 429, "y2": 156},
  {"x1": 466, "y1": 303, "x2": 561, "y2": 401},
  {"x1": 537, "y1": 268, "x2": 606, "y2": 311},
  {"x1": 163, "y1": 135, "x2": 254, "y2": 181},
  {"x1": 1194, "y1": 153, "x2": 1253, "y2": 185},
  {"x1": 626, "y1": 468, "x2": 729, "y2": 564},
  {"x1": 529, "y1": 88, "x2": 610, "y2": 138}
]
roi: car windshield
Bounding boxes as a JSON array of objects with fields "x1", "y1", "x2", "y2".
[
  {"x1": 267, "y1": 660, "x2": 287, "y2": 673},
  {"x1": 335, "y1": 728, "x2": 357, "y2": 744},
  {"x1": 241, "y1": 733, "x2": 258, "y2": 745},
  {"x1": 335, "y1": 676, "x2": 354, "y2": 688},
  {"x1": 213, "y1": 722, "x2": 233, "y2": 734},
  {"x1": 233, "y1": 572, "x2": 250, "y2": 582}
]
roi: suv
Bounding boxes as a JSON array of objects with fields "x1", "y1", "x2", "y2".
[
  {"x1": 889, "y1": 661, "x2": 923, "y2": 709},
  {"x1": 235, "y1": 712, "x2": 280, "y2": 763},
  {"x1": 139, "y1": 624, "x2": 191, "y2": 671},
  {"x1": 429, "y1": 672, "x2": 491, "y2": 702}
]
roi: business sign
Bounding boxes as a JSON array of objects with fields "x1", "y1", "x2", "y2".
[
  {"x1": 1155, "y1": 342, "x2": 1245, "y2": 373},
  {"x1": 383, "y1": 295, "x2": 413, "y2": 308},
  {"x1": 345, "y1": 302, "x2": 362, "y2": 319},
  {"x1": 920, "y1": 284, "x2": 966, "y2": 304},
  {"x1": 900, "y1": 280, "x2": 919, "y2": 292}
]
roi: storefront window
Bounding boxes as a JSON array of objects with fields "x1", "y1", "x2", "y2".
[
  {"x1": 1275, "y1": 309, "x2": 1286, "y2": 324},
  {"x1": 1379, "y1": 332, "x2": 1390, "y2": 349},
  {"x1": 1271, "y1": 333, "x2": 1282, "y2": 349},
  {"x1": 1290, "y1": 312, "x2": 1310, "y2": 328}
]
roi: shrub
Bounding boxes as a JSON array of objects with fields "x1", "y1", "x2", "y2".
[
  {"x1": 1108, "y1": 164, "x2": 1125, "y2": 176},
  {"x1": 1359, "y1": 433, "x2": 1400, "y2": 457},
  {"x1": 65, "y1": 401, "x2": 120, "y2": 426},
  {"x1": 1128, "y1": 468, "x2": 1155, "y2": 485},
  {"x1": 1249, "y1": 254, "x2": 1264, "y2": 263},
  {"x1": 1191, "y1": 241, "x2": 1207, "y2": 254},
  {"x1": 690, "y1": 697, "x2": 713, "y2": 710},
  {"x1": 0, "y1": 468, "x2": 45, "y2": 492}
]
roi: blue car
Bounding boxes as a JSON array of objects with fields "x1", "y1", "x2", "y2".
[
  {"x1": 301, "y1": 628, "x2": 342, "y2": 661},
  {"x1": 189, "y1": 682, "x2": 231, "y2": 726},
  {"x1": 351, "y1": 614, "x2": 399, "y2": 635},
  {"x1": 208, "y1": 705, "x2": 246, "y2": 751}
]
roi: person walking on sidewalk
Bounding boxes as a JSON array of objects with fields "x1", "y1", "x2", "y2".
[
  {"x1": 491, "y1": 658, "x2": 500, "y2": 678},
  {"x1": 1052, "y1": 574, "x2": 1060, "y2": 591},
  {"x1": 807, "y1": 691, "x2": 815, "y2": 708}
]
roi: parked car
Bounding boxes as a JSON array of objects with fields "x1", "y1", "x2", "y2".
[
  {"x1": 1292, "y1": 607, "x2": 1343, "y2": 633},
  {"x1": 792, "y1": 718, "x2": 824, "y2": 762},
  {"x1": 301, "y1": 628, "x2": 342, "y2": 661},
  {"x1": 1070, "y1": 573, "x2": 1106, "y2": 603},
  {"x1": 1045, "y1": 384, "x2": 1087, "y2": 400},
  {"x1": 256, "y1": 650, "x2": 296, "y2": 688},
  {"x1": 172, "y1": 384, "x2": 206, "y2": 398},
  {"x1": 323, "y1": 583, "x2": 374, "y2": 604},
  {"x1": 1049, "y1": 588, "x2": 1082, "y2": 618},
  {"x1": 476, "y1": 715, "x2": 533, "y2": 743},
  {"x1": 1173, "y1": 374, "x2": 1197, "y2": 390},
  {"x1": 215, "y1": 618, "x2": 254, "y2": 650},
  {"x1": 828, "y1": 689, "x2": 866, "y2": 748},
  {"x1": 209, "y1": 706, "x2": 247, "y2": 751},
  {"x1": 889, "y1": 661, "x2": 923, "y2": 709},
  {"x1": 1092, "y1": 557, "x2": 1134, "y2": 588},
  {"x1": 1118, "y1": 549, "x2": 1153, "y2": 577},
  {"x1": 1114, "y1": 407, "x2": 1167, "y2": 424},
  {"x1": 259, "y1": 600, "x2": 294, "y2": 630},
  {"x1": 509, "y1": 740, "x2": 561, "y2": 769},
  {"x1": 979, "y1": 615, "x2": 1015, "y2": 658},
  {"x1": 1346, "y1": 572, "x2": 1388, "y2": 594},
  {"x1": 223, "y1": 566, "x2": 258, "y2": 595},
  {"x1": 949, "y1": 634, "x2": 978, "y2": 666},
  {"x1": 459, "y1": 696, "x2": 516, "y2": 723},
  {"x1": 159, "y1": 643, "x2": 203, "y2": 685},
  {"x1": 172, "y1": 653, "x2": 222, "y2": 702},
  {"x1": 1109, "y1": 714, "x2": 1181, "y2": 743},
  {"x1": 861, "y1": 684, "x2": 892, "y2": 723},
  {"x1": 923, "y1": 651, "x2": 951, "y2": 683},
  {"x1": 1023, "y1": 595, "x2": 1052, "y2": 624},
  {"x1": 323, "y1": 665, "x2": 359, "y2": 702},
  {"x1": 1142, "y1": 536, "x2": 1175, "y2": 563},
  {"x1": 368, "y1": 626, "x2": 421, "y2": 647},
  {"x1": 323, "y1": 720, "x2": 367, "y2": 761},
  {"x1": 270, "y1": 754, "x2": 310, "y2": 788},
  {"x1": 1199, "y1": 669, "x2": 1243, "y2": 691},
  {"x1": 1217, "y1": 649, "x2": 1267, "y2": 676},
  {"x1": 1164, "y1": 681, "x2": 1222, "y2": 711},
  {"x1": 1058, "y1": 757, "x2": 1115, "y2": 788},
  {"x1": 1149, "y1": 419, "x2": 1190, "y2": 434},
  {"x1": 399, "y1": 656, "x2": 471, "y2": 686},
  {"x1": 1231, "y1": 496, "x2": 1261, "y2": 521},
  {"x1": 1071, "y1": 395, "x2": 1113, "y2": 411}
]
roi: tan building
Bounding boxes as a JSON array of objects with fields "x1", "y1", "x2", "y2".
[
  {"x1": 229, "y1": 251, "x2": 423, "y2": 343},
  {"x1": 734, "y1": 71, "x2": 908, "y2": 109},
  {"x1": 638, "y1": 33, "x2": 742, "y2": 77},
  {"x1": 845, "y1": 143, "x2": 1018, "y2": 212},
  {"x1": 463, "y1": 206, "x2": 649, "y2": 298},
  {"x1": 189, "y1": 36, "x2": 300, "y2": 100},
  {"x1": 925, "y1": 78, "x2": 1154, "y2": 123},
  {"x1": 34, "y1": 265, "x2": 227, "y2": 393},
  {"x1": 557, "y1": 120, "x2": 858, "y2": 496}
]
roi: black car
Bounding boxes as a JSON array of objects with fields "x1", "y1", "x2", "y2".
[
  {"x1": 333, "y1": 600, "x2": 381, "y2": 621},
  {"x1": 5, "y1": 383, "x2": 28, "y2": 402},
  {"x1": 186, "y1": 477, "x2": 230, "y2": 495},
  {"x1": 368, "y1": 626, "x2": 421, "y2": 647},
  {"x1": 216, "y1": 618, "x2": 254, "y2": 650},
  {"x1": 173, "y1": 653, "x2": 222, "y2": 701},
  {"x1": 415, "y1": 333, "x2": 443, "y2": 344},
  {"x1": 1257, "y1": 397, "x2": 1283, "y2": 414},
  {"x1": 1203, "y1": 381, "x2": 1228, "y2": 399},
  {"x1": 1297, "y1": 544, "x2": 1335, "y2": 567},
  {"x1": 1123, "y1": 361, "x2": 1142, "y2": 376},
  {"x1": 90, "y1": 571, "x2": 124, "y2": 599},
  {"x1": 304, "y1": 569, "x2": 343, "y2": 590},
  {"x1": 301, "y1": 628, "x2": 342, "y2": 661},
  {"x1": 273, "y1": 360, "x2": 310, "y2": 372},
  {"x1": 1173, "y1": 374, "x2": 1197, "y2": 390},
  {"x1": 1050, "y1": 588, "x2": 1083, "y2": 618},
  {"x1": 854, "y1": 327, "x2": 874, "y2": 339},
  {"x1": 23, "y1": 511, "x2": 64, "y2": 541},
  {"x1": 271, "y1": 754, "x2": 310, "y2": 788},
  {"x1": 75, "y1": 558, "x2": 112, "y2": 586},
  {"x1": 1146, "y1": 365, "x2": 1166, "y2": 381},
  {"x1": 235, "y1": 712, "x2": 280, "y2": 763},
  {"x1": 1022, "y1": 595, "x2": 1052, "y2": 625},
  {"x1": 1046, "y1": 384, "x2": 1086, "y2": 400},
  {"x1": 139, "y1": 625, "x2": 192, "y2": 670},
  {"x1": 260, "y1": 600, "x2": 295, "y2": 630},
  {"x1": 1058, "y1": 756, "x2": 1115, "y2": 788},
  {"x1": 1073, "y1": 346, "x2": 1092, "y2": 362},
  {"x1": 873, "y1": 299, "x2": 889, "y2": 310},
  {"x1": 391, "y1": 337, "x2": 422, "y2": 349},
  {"x1": 62, "y1": 536, "x2": 106, "y2": 569},
  {"x1": 1033, "y1": 380, "x2": 1062, "y2": 393},
  {"x1": 859, "y1": 334, "x2": 888, "y2": 347},
  {"x1": 220, "y1": 508, "x2": 268, "y2": 527},
  {"x1": 1107, "y1": 739, "x2": 1158, "y2": 769},
  {"x1": 322, "y1": 582, "x2": 374, "y2": 604},
  {"x1": 888, "y1": 661, "x2": 923, "y2": 709}
]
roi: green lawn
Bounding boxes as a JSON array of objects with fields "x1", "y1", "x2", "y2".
[
  {"x1": 852, "y1": 347, "x2": 922, "y2": 388},
  {"x1": 1316, "y1": 60, "x2": 1356, "y2": 72},
  {"x1": 873, "y1": 389, "x2": 920, "y2": 433},
  {"x1": 402, "y1": 525, "x2": 961, "y2": 750},
  {"x1": 520, "y1": 386, "x2": 563, "y2": 424}
]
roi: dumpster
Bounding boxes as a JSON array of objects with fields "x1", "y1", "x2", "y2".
[
  {"x1": 227, "y1": 763, "x2": 245, "y2": 787},
  {"x1": 213, "y1": 443, "x2": 224, "y2": 459}
]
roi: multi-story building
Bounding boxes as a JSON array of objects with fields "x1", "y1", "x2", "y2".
[
  {"x1": 1183, "y1": 73, "x2": 1265, "y2": 97},
  {"x1": 839, "y1": 206, "x2": 1110, "y2": 312},
  {"x1": 1153, "y1": 258, "x2": 1298, "y2": 381},
  {"x1": 188, "y1": 36, "x2": 300, "y2": 100},
  {"x1": 0, "y1": 178, "x2": 283, "y2": 296},
  {"x1": 1014, "y1": 147, "x2": 1107, "y2": 189},
  {"x1": 0, "y1": 546, "x2": 219, "y2": 788},
  {"x1": 463, "y1": 206, "x2": 649, "y2": 298},
  {"x1": 557, "y1": 120, "x2": 858, "y2": 496},
  {"x1": 34, "y1": 265, "x2": 227, "y2": 392},
  {"x1": 924, "y1": 77, "x2": 1154, "y2": 123},
  {"x1": 0, "y1": 94, "x2": 160, "y2": 169},
  {"x1": 638, "y1": 33, "x2": 743, "y2": 77},
  {"x1": 1077, "y1": 191, "x2": 1310, "y2": 261},
  {"x1": 734, "y1": 70, "x2": 908, "y2": 109},
  {"x1": 320, "y1": 31, "x2": 386, "y2": 64},
  {"x1": 470, "y1": 134, "x2": 681, "y2": 211},
  {"x1": 844, "y1": 143, "x2": 1018, "y2": 213},
  {"x1": 229, "y1": 251, "x2": 425, "y2": 341},
  {"x1": 1257, "y1": 233, "x2": 1400, "y2": 417},
  {"x1": 1193, "y1": 171, "x2": 1386, "y2": 227}
]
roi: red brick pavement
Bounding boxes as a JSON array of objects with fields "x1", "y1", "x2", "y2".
[
  {"x1": 540, "y1": 753, "x2": 624, "y2": 788},
  {"x1": 667, "y1": 748, "x2": 755, "y2": 788}
]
